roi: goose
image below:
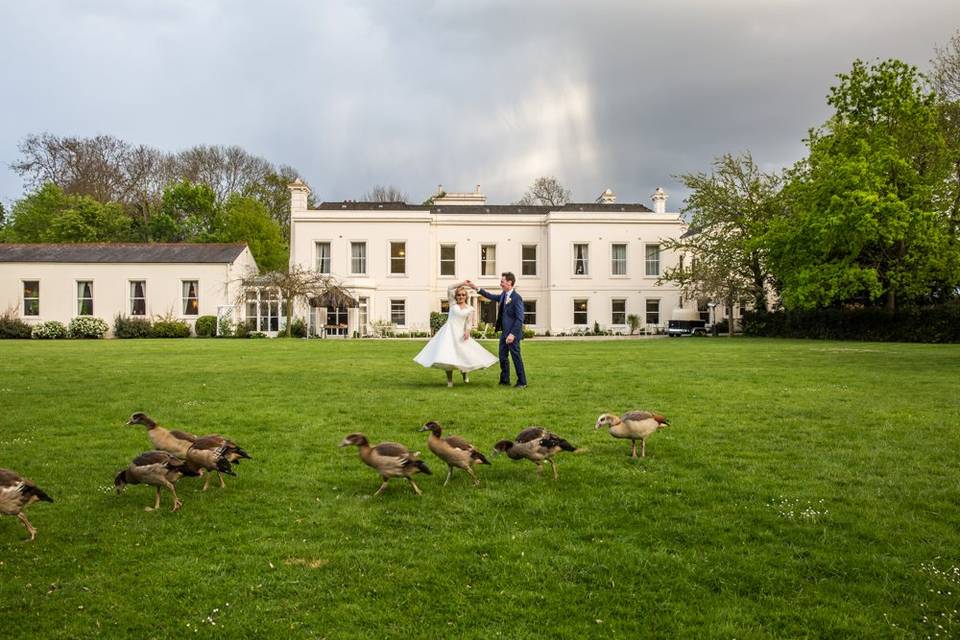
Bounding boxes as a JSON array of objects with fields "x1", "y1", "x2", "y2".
[
  {"x1": 418, "y1": 421, "x2": 490, "y2": 486},
  {"x1": 339, "y1": 432, "x2": 431, "y2": 496},
  {"x1": 595, "y1": 411, "x2": 669, "y2": 458},
  {"x1": 185, "y1": 437, "x2": 243, "y2": 490},
  {"x1": 0, "y1": 468, "x2": 53, "y2": 541},
  {"x1": 126, "y1": 412, "x2": 197, "y2": 458},
  {"x1": 114, "y1": 451, "x2": 202, "y2": 512},
  {"x1": 493, "y1": 427, "x2": 575, "y2": 480}
]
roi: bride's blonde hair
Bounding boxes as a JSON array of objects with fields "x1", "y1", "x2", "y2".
[{"x1": 454, "y1": 286, "x2": 469, "y2": 299}]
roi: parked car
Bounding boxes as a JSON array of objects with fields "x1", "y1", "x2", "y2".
[{"x1": 667, "y1": 308, "x2": 707, "y2": 337}]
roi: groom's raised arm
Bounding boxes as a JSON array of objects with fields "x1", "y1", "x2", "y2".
[{"x1": 476, "y1": 287, "x2": 499, "y2": 302}]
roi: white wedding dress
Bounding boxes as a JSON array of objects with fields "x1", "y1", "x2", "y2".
[{"x1": 414, "y1": 300, "x2": 497, "y2": 372}]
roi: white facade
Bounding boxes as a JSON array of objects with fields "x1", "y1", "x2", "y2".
[
  {"x1": 0, "y1": 244, "x2": 258, "y2": 336},
  {"x1": 289, "y1": 182, "x2": 689, "y2": 335}
]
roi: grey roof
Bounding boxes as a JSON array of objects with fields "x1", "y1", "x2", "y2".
[
  {"x1": 314, "y1": 201, "x2": 653, "y2": 214},
  {"x1": 0, "y1": 243, "x2": 249, "y2": 264}
]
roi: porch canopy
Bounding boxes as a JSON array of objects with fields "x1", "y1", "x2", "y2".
[{"x1": 308, "y1": 285, "x2": 358, "y2": 308}]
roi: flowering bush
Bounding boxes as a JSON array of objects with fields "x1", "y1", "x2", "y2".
[
  {"x1": 31, "y1": 320, "x2": 68, "y2": 339},
  {"x1": 68, "y1": 316, "x2": 109, "y2": 339}
]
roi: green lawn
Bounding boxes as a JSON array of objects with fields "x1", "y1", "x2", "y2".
[{"x1": 1, "y1": 337, "x2": 958, "y2": 639}]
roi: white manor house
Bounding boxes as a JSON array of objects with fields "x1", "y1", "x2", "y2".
[{"x1": 288, "y1": 181, "x2": 692, "y2": 337}]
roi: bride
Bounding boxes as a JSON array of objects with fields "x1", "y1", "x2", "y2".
[{"x1": 414, "y1": 283, "x2": 497, "y2": 387}]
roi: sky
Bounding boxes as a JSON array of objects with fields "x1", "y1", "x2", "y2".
[{"x1": 1, "y1": 0, "x2": 958, "y2": 212}]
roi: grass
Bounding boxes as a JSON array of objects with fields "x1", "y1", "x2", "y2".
[{"x1": 0, "y1": 337, "x2": 959, "y2": 639}]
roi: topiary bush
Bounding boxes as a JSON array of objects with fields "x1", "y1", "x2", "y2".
[
  {"x1": 290, "y1": 318, "x2": 307, "y2": 338},
  {"x1": 195, "y1": 315, "x2": 217, "y2": 338},
  {"x1": 151, "y1": 318, "x2": 191, "y2": 338},
  {"x1": 0, "y1": 310, "x2": 33, "y2": 339},
  {"x1": 68, "y1": 316, "x2": 109, "y2": 339},
  {"x1": 31, "y1": 320, "x2": 67, "y2": 339},
  {"x1": 430, "y1": 312, "x2": 447, "y2": 335},
  {"x1": 114, "y1": 315, "x2": 153, "y2": 338}
]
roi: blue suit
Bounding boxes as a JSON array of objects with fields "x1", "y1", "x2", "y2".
[{"x1": 478, "y1": 288, "x2": 527, "y2": 386}]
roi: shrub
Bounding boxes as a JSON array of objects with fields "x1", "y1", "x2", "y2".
[
  {"x1": 31, "y1": 320, "x2": 67, "y2": 339},
  {"x1": 68, "y1": 316, "x2": 109, "y2": 339},
  {"x1": 290, "y1": 318, "x2": 307, "y2": 338},
  {"x1": 194, "y1": 315, "x2": 217, "y2": 337},
  {"x1": 522, "y1": 327, "x2": 535, "y2": 339},
  {"x1": 430, "y1": 312, "x2": 447, "y2": 335},
  {"x1": 152, "y1": 318, "x2": 191, "y2": 338},
  {"x1": 114, "y1": 315, "x2": 153, "y2": 339},
  {"x1": 249, "y1": 331, "x2": 267, "y2": 339},
  {"x1": 234, "y1": 322, "x2": 250, "y2": 339},
  {"x1": 217, "y1": 316, "x2": 234, "y2": 337},
  {"x1": 0, "y1": 310, "x2": 33, "y2": 339},
  {"x1": 627, "y1": 314, "x2": 641, "y2": 335}
]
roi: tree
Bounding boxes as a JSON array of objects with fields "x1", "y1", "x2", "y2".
[
  {"x1": 3, "y1": 183, "x2": 132, "y2": 243},
  {"x1": 767, "y1": 59, "x2": 960, "y2": 311},
  {"x1": 237, "y1": 266, "x2": 353, "y2": 337},
  {"x1": 516, "y1": 176, "x2": 571, "y2": 206},
  {"x1": 660, "y1": 153, "x2": 781, "y2": 316},
  {"x1": 362, "y1": 185, "x2": 409, "y2": 203},
  {"x1": 151, "y1": 180, "x2": 220, "y2": 242},
  {"x1": 219, "y1": 194, "x2": 288, "y2": 272},
  {"x1": 931, "y1": 30, "x2": 960, "y2": 243}
]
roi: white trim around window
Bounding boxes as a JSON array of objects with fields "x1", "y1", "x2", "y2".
[
  {"x1": 76, "y1": 280, "x2": 94, "y2": 316},
  {"x1": 315, "y1": 241, "x2": 332, "y2": 274},
  {"x1": 181, "y1": 280, "x2": 199, "y2": 316},
  {"x1": 22, "y1": 279, "x2": 40, "y2": 317},
  {"x1": 390, "y1": 298, "x2": 407, "y2": 327},
  {"x1": 388, "y1": 240, "x2": 407, "y2": 276},
  {"x1": 129, "y1": 280, "x2": 147, "y2": 316},
  {"x1": 350, "y1": 241, "x2": 367, "y2": 276},
  {"x1": 610, "y1": 242, "x2": 628, "y2": 277},
  {"x1": 645, "y1": 243, "x2": 661, "y2": 277},
  {"x1": 572, "y1": 242, "x2": 590, "y2": 277},
  {"x1": 480, "y1": 243, "x2": 497, "y2": 277},
  {"x1": 439, "y1": 243, "x2": 456, "y2": 278},
  {"x1": 611, "y1": 298, "x2": 627, "y2": 326},
  {"x1": 521, "y1": 244, "x2": 538, "y2": 277}
]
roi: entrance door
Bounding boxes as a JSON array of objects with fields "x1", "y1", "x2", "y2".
[{"x1": 326, "y1": 305, "x2": 349, "y2": 336}]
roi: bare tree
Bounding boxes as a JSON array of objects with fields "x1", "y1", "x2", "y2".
[
  {"x1": 932, "y1": 30, "x2": 960, "y2": 238},
  {"x1": 932, "y1": 29, "x2": 960, "y2": 100},
  {"x1": 362, "y1": 185, "x2": 409, "y2": 203},
  {"x1": 516, "y1": 176, "x2": 571, "y2": 206},
  {"x1": 237, "y1": 266, "x2": 355, "y2": 337}
]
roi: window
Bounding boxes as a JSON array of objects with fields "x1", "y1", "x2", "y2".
[
  {"x1": 440, "y1": 244, "x2": 456, "y2": 276},
  {"x1": 645, "y1": 244, "x2": 661, "y2": 276},
  {"x1": 646, "y1": 299, "x2": 660, "y2": 325},
  {"x1": 611, "y1": 244, "x2": 627, "y2": 276},
  {"x1": 326, "y1": 304, "x2": 349, "y2": 336},
  {"x1": 129, "y1": 281, "x2": 146, "y2": 316},
  {"x1": 524, "y1": 300, "x2": 537, "y2": 325},
  {"x1": 440, "y1": 299, "x2": 450, "y2": 313},
  {"x1": 77, "y1": 281, "x2": 93, "y2": 316},
  {"x1": 573, "y1": 299, "x2": 588, "y2": 325},
  {"x1": 23, "y1": 281, "x2": 39, "y2": 316},
  {"x1": 480, "y1": 244, "x2": 496, "y2": 276},
  {"x1": 612, "y1": 299, "x2": 626, "y2": 325},
  {"x1": 245, "y1": 289, "x2": 281, "y2": 332},
  {"x1": 358, "y1": 297, "x2": 369, "y2": 334},
  {"x1": 390, "y1": 241, "x2": 406, "y2": 275},
  {"x1": 182, "y1": 280, "x2": 199, "y2": 316},
  {"x1": 391, "y1": 299, "x2": 406, "y2": 326},
  {"x1": 574, "y1": 243, "x2": 589, "y2": 275},
  {"x1": 351, "y1": 242, "x2": 367, "y2": 275},
  {"x1": 315, "y1": 242, "x2": 331, "y2": 274},
  {"x1": 522, "y1": 245, "x2": 537, "y2": 276}
]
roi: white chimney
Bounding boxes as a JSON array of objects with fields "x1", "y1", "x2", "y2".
[
  {"x1": 288, "y1": 178, "x2": 311, "y2": 214},
  {"x1": 597, "y1": 188, "x2": 616, "y2": 204},
  {"x1": 652, "y1": 186, "x2": 667, "y2": 214}
]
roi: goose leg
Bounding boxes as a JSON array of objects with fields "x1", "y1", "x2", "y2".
[
  {"x1": 548, "y1": 458, "x2": 559, "y2": 481},
  {"x1": 465, "y1": 465, "x2": 479, "y2": 487},
  {"x1": 165, "y1": 481, "x2": 182, "y2": 512},
  {"x1": 535, "y1": 462, "x2": 543, "y2": 478},
  {"x1": 218, "y1": 471, "x2": 226, "y2": 489},
  {"x1": 408, "y1": 478, "x2": 423, "y2": 496},
  {"x1": 373, "y1": 479, "x2": 389, "y2": 497},
  {"x1": 631, "y1": 440, "x2": 638, "y2": 458},
  {"x1": 145, "y1": 486, "x2": 161, "y2": 511},
  {"x1": 444, "y1": 465, "x2": 453, "y2": 486},
  {"x1": 202, "y1": 472, "x2": 212, "y2": 491},
  {"x1": 640, "y1": 439, "x2": 646, "y2": 458},
  {"x1": 17, "y1": 512, "x2": 37, "y2": 541}
]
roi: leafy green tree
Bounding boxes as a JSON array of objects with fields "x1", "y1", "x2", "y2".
[
  {"x1": 660, "y1": 152, "x2": 781, "y2": 314},
  {"x1": 768, "y1": 59, "x2": 960, "y2": 310},
  {"x1": 4, "y1": 183, "x2": 132, "y2": 242},
  {"x1": 219, "y1": 194, "x2": 288, "y2": 272},
  {"x1": 152, "y1": 180, "x2": 220, "y2": 242}
]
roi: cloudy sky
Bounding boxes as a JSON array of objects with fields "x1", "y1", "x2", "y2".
[{"x1": 1, "y1": 0, "x2": 957, "y2": 211}]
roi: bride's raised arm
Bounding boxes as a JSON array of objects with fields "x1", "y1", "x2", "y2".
[{"x1": 446, "y1": 281, "x2": 474, "y2": 307}]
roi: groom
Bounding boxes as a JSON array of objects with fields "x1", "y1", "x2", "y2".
[{"x1": 469, "y1": 273, "x2": 527, "y2": 388}]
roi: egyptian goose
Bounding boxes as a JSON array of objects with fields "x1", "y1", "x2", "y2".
[
  {"x1": 493, "y1": 427, "x2": 576, "y2": 480},
  {"x1": 418, "y1": 421, "x2": 490, "y2": 486},
  {"x1": 0, "y1": 468, "x2": 53, "y2": 541},
  {"x1": 595, "y1": 411, "x2": 669, "y2": 458},
  {"x1": 114, "y1": 451, "x2": 201, "y2": 512},
  {"x1": 185, "y1": 437, "x2": 244, "y2": 490},
  {"x1": 126, "y1": 412, "x2": 197, "y2": 458},
  {"x1": 339, "y1": 432, "x2": 431, "y2": 496}
]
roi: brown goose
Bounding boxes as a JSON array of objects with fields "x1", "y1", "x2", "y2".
[
  {"x1": 418, "y1": 421, "x2": 490, "y2": 486},
  {"x1": 493, "y1": 427, "x2": 576, "y2": 480},
  {"x1": 185, "y1": 437, "x2": 244, "y2": 490},
  {"x1": 595, "y1": 411, "x2": 669, "y2": 458},
  {"x1": 126, "y1": 412, "x2": 197, "y2": 458},
  {"x1": 339, "y1": 432, "x2": 432, "y2": 496},
  {"x1": 114, "y1": 451, "x2": 202, "y2": 512},
  {"x1": 0, "y1": 468, "x2": 53, "y2": 541}
]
